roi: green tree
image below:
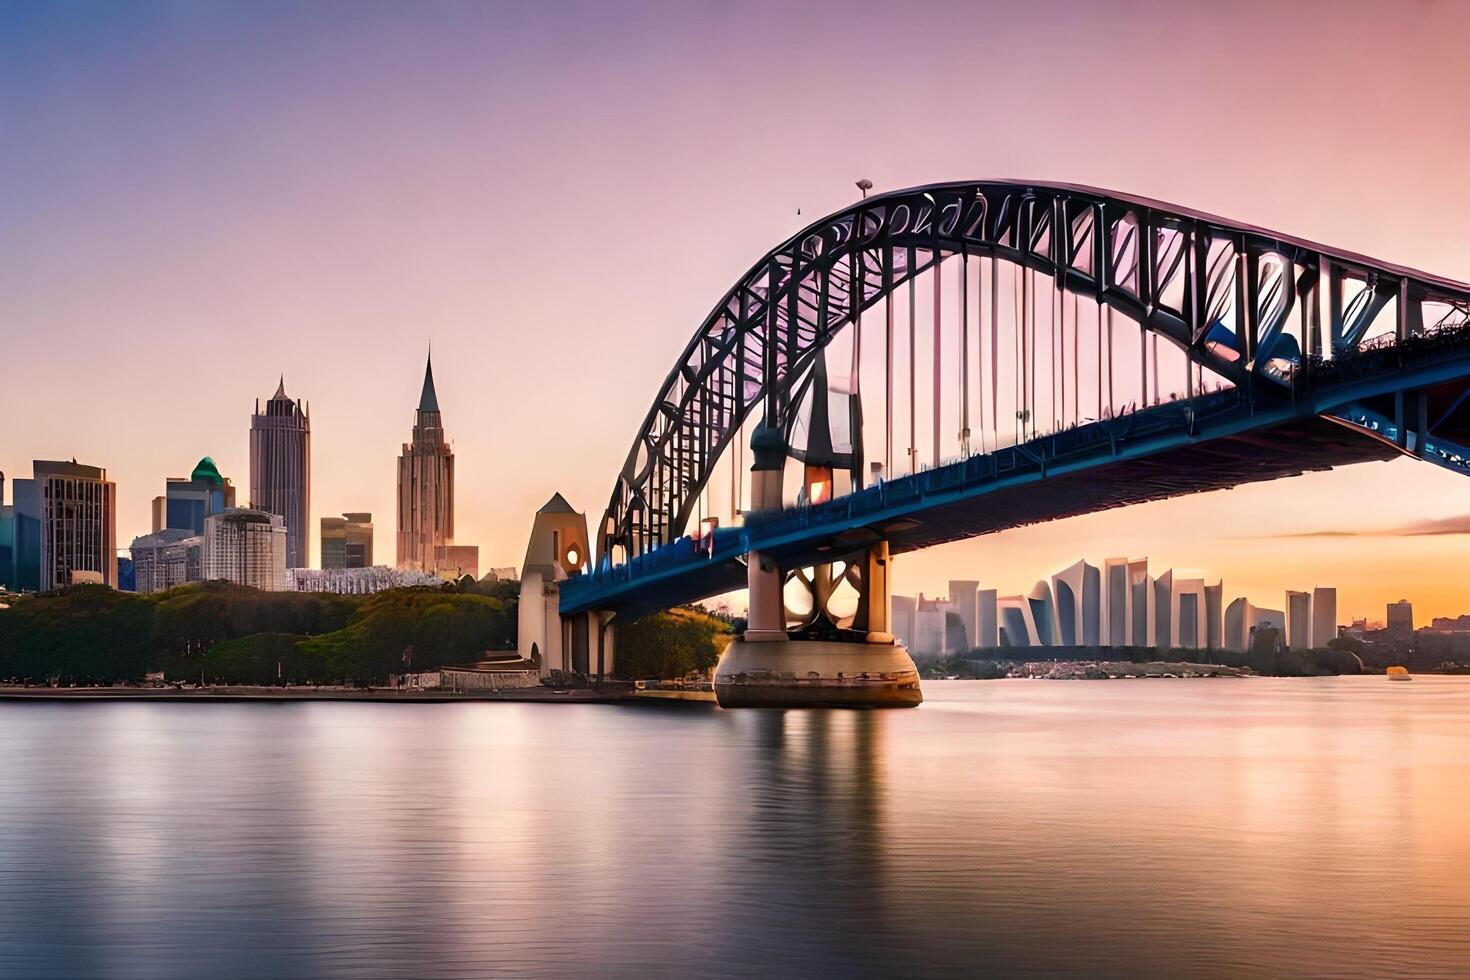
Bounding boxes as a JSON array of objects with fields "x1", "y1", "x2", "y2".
[{"x1": 615, "y1": 607, "x2": 729, "y2": 679}]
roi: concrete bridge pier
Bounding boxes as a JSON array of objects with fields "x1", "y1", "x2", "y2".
[{"x1": 714, "y1": 425, "x2": 922, "y2": 708}]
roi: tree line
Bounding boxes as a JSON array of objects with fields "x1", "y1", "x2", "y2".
[{"x1": 0, "y1": 579, "x2": 519, "y2": 687}]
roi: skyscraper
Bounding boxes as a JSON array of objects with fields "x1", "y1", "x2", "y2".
[
  {"x1": 249, "y1": 378, "x2": 310, "y2": 568},
  {"x1": 397, "y1": 351, "x2": 478, "y2": 576}
]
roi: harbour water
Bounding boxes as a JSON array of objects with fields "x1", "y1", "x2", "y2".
[{"x1": 2, "y1": 677, "x2": 1469, "y2": 977}]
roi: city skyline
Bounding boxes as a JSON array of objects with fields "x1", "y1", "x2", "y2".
[
  {"x1": 895, "y1": 558, "x2": 1344, "y2": 656},
  {"x1": 5, "y1": 1, "x2": 1470, "y2": 617}
]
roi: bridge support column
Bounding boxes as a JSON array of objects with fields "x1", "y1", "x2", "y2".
[
  {"x1": 855, "y1": 540, "x2": 896, "y2": 645},
  {"x1": 715, "y1": 422, "x2": 920, "y2": 707},
  {"x1": 719, "y1": 561, "x2": 920, "y2": 708},
  {"x1": 744, "y1": 423, "x2": 788, "y2": 642},
  {"x1": 594, "y1": 610, "x2": 616, "y2": 685}
]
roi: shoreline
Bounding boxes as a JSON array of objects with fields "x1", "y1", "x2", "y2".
[{"x1": 0, "y1": 686, "x2": 714, "y2": 705}]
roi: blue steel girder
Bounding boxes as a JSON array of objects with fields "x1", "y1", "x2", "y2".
[
  {"x1": 599, "y1": 180, "x2": 1470, "y2": 563},
  {"x1": 1328, "y1": 405, "x2": 1470, "y2": 476},
  {"x1": 567, "y1": 338, "x2": 1470, "y2": 618}
]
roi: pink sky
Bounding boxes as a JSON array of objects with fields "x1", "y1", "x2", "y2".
[{"x1": 4, "y1": 0, "x2": 1469, "y2": 620}]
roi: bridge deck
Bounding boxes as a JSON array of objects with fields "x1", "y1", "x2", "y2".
[
  {"x1": 563, "y1": 392, "x2": 1389, "y2": 617},
  {"x1": 565, "y1": 334, "x2": 1470, "y2": 618}
]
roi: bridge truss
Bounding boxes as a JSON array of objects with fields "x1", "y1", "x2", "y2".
[{"x1": 599, "y1": 180, "x2": 1470, "y2": 565}]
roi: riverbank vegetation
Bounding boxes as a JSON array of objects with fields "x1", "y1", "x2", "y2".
[
  {"x1": 614, "y1": 605, "x2": 734, "y2": 680},
  {"x1": 0, "y1": 581, "x2": 519, "y2": 686}
]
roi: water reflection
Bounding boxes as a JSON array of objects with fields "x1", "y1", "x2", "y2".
[
  {"x1": 706, "y1": 710, "x2": 902, "y2": 975},
  {"x1": 3, "y1": 681, "x2": 1470, "y2": 977}
]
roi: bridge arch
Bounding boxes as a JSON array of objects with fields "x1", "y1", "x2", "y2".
[{"x1": 600, "y1": 180, "x2": 1470, "y2": 562}]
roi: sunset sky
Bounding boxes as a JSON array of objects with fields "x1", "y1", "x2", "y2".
[{"x1": 4, "y1": 0, "x2": 1469, "y2": 621}]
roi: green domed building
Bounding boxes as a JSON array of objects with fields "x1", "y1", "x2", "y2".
[
  {"x1": 190, "y1": 456, "x2": 225, "y2": 486},
  {"x1": 153, "y1": 455, "x2": 236, "y2": 536}
]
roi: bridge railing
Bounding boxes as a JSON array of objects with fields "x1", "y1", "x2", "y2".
[{"x1": 1299, "y1": 318, "x2": 1470, "y2": 385}]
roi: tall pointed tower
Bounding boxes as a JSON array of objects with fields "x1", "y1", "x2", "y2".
[
  {"x1": 249, "y1": 376, "x2": 311, "y2": 569},
  {"x1": 397, "y1": 351, "x2": 457, "y2": 572}
]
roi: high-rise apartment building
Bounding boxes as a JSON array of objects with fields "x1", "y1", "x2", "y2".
[
  {"x1": 8, "y1": 460, "x2": 117, "y2": 591},
  {"x1": 152, "y1": 456, "x2": 236, "y2": 534},
  {"x1": 250, "y1": 378, "x2": 310, "y2": 569},
  {"x1": 203, "y1": 508, "x2": 287, "y2": 591},
  {"x1": 397, "y1": 352, "x2": 478, "y2": 577},
  {"x1": 321, "y1": 512, "x2": 373, "y2": 569}
]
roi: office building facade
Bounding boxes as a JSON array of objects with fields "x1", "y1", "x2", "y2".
[
  {"x1": 7, "y1": 460, "x2": 117, "y2": 592},
  {"x1": 321, "y1": 512, "x2": 373, "y2": 569}
]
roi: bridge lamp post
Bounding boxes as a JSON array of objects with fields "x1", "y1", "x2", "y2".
[{"x1": 856, "y1": 178, "x2": 873, "y2": 199}]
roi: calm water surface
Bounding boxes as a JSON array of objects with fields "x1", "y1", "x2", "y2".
[{"x1": 3, "y1": 677, "x2": 1470, "y2": 978}]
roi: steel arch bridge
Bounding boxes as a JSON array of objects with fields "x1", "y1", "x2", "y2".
[{"x1": 569, "y1": 180, "x2": 1470, "y2": 617}]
